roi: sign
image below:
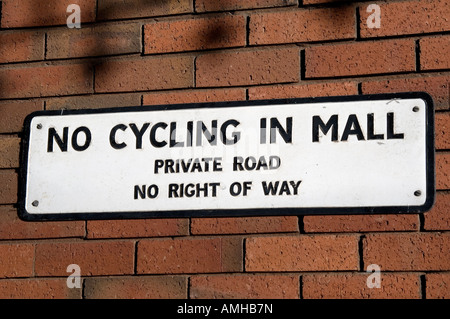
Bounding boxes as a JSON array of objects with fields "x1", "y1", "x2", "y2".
[{"x1": 19, "y1": 93, "x2": 435, "y2": 221}]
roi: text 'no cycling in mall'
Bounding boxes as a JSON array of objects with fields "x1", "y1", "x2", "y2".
[{"x1": 19, "y1": 92, "x2": 435, "y2": 221}]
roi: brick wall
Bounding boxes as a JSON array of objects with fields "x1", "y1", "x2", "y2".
[{"x1": 0, "y1": 0, "x2": 449, "y2": 299}]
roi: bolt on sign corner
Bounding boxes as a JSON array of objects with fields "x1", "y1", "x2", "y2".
[{"x1": 19, "y1": 93, "x2": 435, "y2": 221}]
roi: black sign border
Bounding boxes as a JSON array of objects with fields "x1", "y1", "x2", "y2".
[{"x1": 18, "y1": 92, "x2": 435, "y2": 221}]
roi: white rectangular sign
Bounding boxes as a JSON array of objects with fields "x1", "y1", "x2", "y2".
[{"x1": 19, "y1": 93, "x2": 435, "y2": 220}]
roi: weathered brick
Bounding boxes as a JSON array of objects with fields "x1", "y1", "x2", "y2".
[
  {"x1": 191, "y1": 274, "x2": 299, "y2": 299},
  {"x1": 84, "y1": 276, "x2": 187, "y2": 299},
  {"x1": 0, "y1": 279, "x2": 81, "y2": 299},
  {"x1": 420, "y1": 36, "x2": 450, "y2": 71},
  {"x1": 196, "y1": 48, "x2": 299, "y2": 87},
  {"x1": 1, "y1": 0, "x2": 96, "y2": 28},
  {"x1": 0, "y1": 31, "x2": 44, "y2": 63},
  {"x1": 426, "y1": 273, "x2": 450, "y2": 299},
  {"x1": 95, "y1": 56, "x2": 194, "y2": 93},
  {"x1": 249, "y1": 7, "x2": 355, "y2": 45},
  {"x1": 86, "y1": 219, "x2": 189, "y2": 239},
  {"x1": 437, "y1": 153, "x2": 450, "y2": 190},
  {"x1": 191, "y1": 216, "x2": 299, "y2": 235},
  {"x1": 248, "y1": 82, "x2": 357, "y2": 100},
  {"x1": 34, "y1": 241, "x2": 135, "y2": 276},
  {"x1": 246, "y1": 235, "x2": 359, "y2": 271},
  {"x1": 303, "y1": 214, "x2": 420, "y2": 233},
  {"x1": 360, "y1": 0, "x2": 450, "y2": 38},
  {"x1": 363, "y1": 233, "x2": 450, "y2": 271},
  {"x1": 97, "y1": 0, "x2": 192, "y2": 20},
  {"x1": 0, "y1": 63, "x2": 93, "y2": 99},
  {"x1": 143, "y1": 88, "x2": 246, "y2": 105},
  {"x1": 0, "y1": 244, "x2": 34, "y2": 278},
  {"x1": 303, "y1": 273, "x2": 421, "y2": 299},
  {"x1": 436, "y1": 112, "x2": 450, "y2": 149},
  {"x1": 0, "y1": 100, "x2": 43, "y2": 134},
  {"x1": 196, "y1": 0, "x2": 297, "y2": 12},
  {"x1": 137, "y1": 237, "x2": 243, "y2": 274},
  {"x1": 424, "y1": 192, "x2": 450, "y2": 230},
  {"x1": 0, "y1": 170, "x2": 17, "y2": 204},
  {"x1": 0, "y1": 137, "x2": 20, "y2": 168},
  {"x1": 145, "y1": 16, "x2": 246, "y2": 54},
  {"x1": 0, "y1": 206, "x2": 85, "y2": 240},
  {"x1": 46, "y1": 93, "x2": 141, "y2": 111},
  {"x1": 305, "y1": 40, "x2": 416, "y2": 78},
  {"x1": 362, "y1": 75, "x2": 450, "y2": 110},
  {"x1": 47, "y1": 23, "x2": 141, "y2": 59}
]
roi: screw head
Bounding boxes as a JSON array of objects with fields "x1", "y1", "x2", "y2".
[
  {"x1": 414, "y1": 190, "x2": 422, "y2": 197},
  {"x1": 413, "y1": 106, "x2": 420, "y2": 112},
  {"x1": 32, "y1": 200, "x2": 39, "y2": 207},
  {"x1": 37, "y1": 124, "x2": 42, "y2": 129}
]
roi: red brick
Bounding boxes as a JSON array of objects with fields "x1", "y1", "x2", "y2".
[
  {"x1": 303, "y1": 0, "x2": 350, "y2": 4},
  {"x1": 191, "y1": 274, "x2": 299, "y2": 299},
  {"x1": 86, "y1": 219, "x2": 189, "y2": 239},
  {"x1": 46, "y1": 93, "x2": 142, "y2": 111},
  {"x1": 0, "y1": 279, "x2": 81, "y2": 299},
  {"x1": 0, "y1": 206, "x2": 85, "y2": 240},
  {"x1": 249, "y1": 7, "x2": 355, "y2": 45},
  {"x1": 360, "y1": 0, "x2": 450, "y2": 38},
  {"x1": 145, "y1": 16, "x2": 246, "y2": 54},
  {"x1": 436, "y1": 112, "x2": 450, "y2": 149},
  {"x1": 84, "y1": 276, "x2": 187, "y2": 299},
  {"x1": 426, "y1": 273, "x2": 450, "y2": 299},
  {"x1": 0, "y1": 170, "x2": 17, "y2": 204},
  {"x1": 363, "y1": 233, "x2": 450, "y2": 271},
  {"x1": 304, "y1": 214, "x2": 419, "y2": 233},
  {"x1": 95, "y1": 56, "x2": 194, "y2": 93},
  {"x1": 0, "y1": 244, "x2": 34, "y2": 278},
  {"x1": 47, "y1": 23, "x2": 141, "y2": 59},
  {"x1": 0, "y1": 137, "x2": 20, "y2": 168},
  {"x1": 196, "y1": 48, "x2": 299, "y2": 87},
  {"x1": 305, "y1": 39, "x2": 416, "y2": 78},
  {"x1": 0, "y1": 31, "x2": 44, "y2": 63},
  {"x1": 424, "y1": 192, "x2": 450, "y2": 230},
  {"x1": 143, "y1": 88, "x2": 246, "y2": 105},
  {"x1": 0, "y1": 100, "x2": 43, "y2": 134},
  {"x1": 303, "y1": 273, "x2": 421, "y2": 299},
  {"x1": 1, "y1": 0, "x2": 96, "y2": 28},
  {"x1": 420, "y1": 36, "x2": 450, "y2": 71},
  {"x1": 191, "y1": 216, "x2": 299, "y2": 235},
  {"x1": 362, "y1": 75, "x2": 450, "y2": 110},
  {"x1": 97, "y1": 0, "x2": 192, "y2": 20},
  {"x1": 248, "y1": 82, "x2": 357, "y2": 100},
  {"x1": 34, "y1": 241, "x2": 135, "y2": 276},
  {"x1": 196, "y1": 0, "x2": 296, "y2": 11},
  {"x1": 437, "y1": 153, "x2": 450, "y2": 190},
  {"x1": 0, "y1": 63, "x2": 93, "y2": 99},
  {"x1": 246, "y1": 235, "x2": 359, "y2": 271},
  {"x1": 137, "y1": 237, "x2": 242, "y2": 274}
]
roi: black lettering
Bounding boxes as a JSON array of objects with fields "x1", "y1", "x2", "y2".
[
  {"x1": 260, "y1": 118, "x2": 267, "y2": 144},
  {"x1": 262, "y1": 181, "x2": 279, "y2": 195},
  {"x1": 341, "y1": 115, "x2": 365, "y2": 141},
  {"x1": 220, "y1": 120, "x2": 241, "y2": 145},
  {"x1": 134, "y1": 185, "x2": 146, "y2": 199},
  {"x1": 147, "y1": 184, "x2": 159, "y2": 198},
  {"x1": 270, "y1": 117, "x2": 292, "y2": 144},
  {"x1": 197, "y1": 120, "x2": 217, "y2": 146},
  {"x1": 168, "y1": 184, "x2": 179, "y2": 198},
  {"x1": 367, "y1": 113, "x2": 384, "y2": 140},
  {"x1": 71, "y1": 126, "x2": 91, "y2": 151},
  {"x1": 47, "y1": 127, "x2": 68, "y2": 152},
  {"x1": 129, "y1": 123, "x2": 149, "y2": 149},
  {"x1": 110, "y1": 124, "x2": 127, "y2": 149},
  {"x1": 154, "y1": 159, "x2": 164, "y2": 174},
  {"x1": 387, "y1": 112, "x2": 404, "y2": 139},
  {"x1": 312, "y1": 115, "x2": 338, "y2": 142},
  {"x1": 170, "y1": 122, "x2": 184, "y2": 148},
  {"x1": 150, "y1": 122, "x2": 168, "y2": 148},
  {"x1": 233, "y1": 156, "x2": 244, "y2": 171},
  {"x1": 244, "y1": 156, "x2": 257, "y2": 170},
  {"x1": 165, "y1": 159, "x2": 175, "y2": 173}
]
